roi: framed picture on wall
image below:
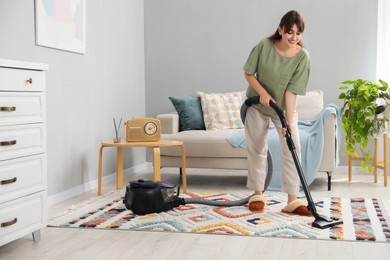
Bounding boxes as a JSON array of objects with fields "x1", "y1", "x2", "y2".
[{"x1": 35, "y1": 0, "x2": 86, "y2": 54}]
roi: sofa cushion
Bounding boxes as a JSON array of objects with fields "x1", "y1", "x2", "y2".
[
  {"x1": 198, "y1": 91, "x2": 244, "y2": 130},
  {"x1": 161, "y1": 129, "x2": 247, "y2": 158},
  {"x1": 169, "y1": 95, "x2": 206, "y2": 131},
  {"x1": 296, "y1": 90, "x2": 324, "y2": 120}
]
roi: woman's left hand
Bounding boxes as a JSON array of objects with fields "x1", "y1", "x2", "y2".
[{"x1": 282, "y1": 122, "x2": 294, "y2": 137}]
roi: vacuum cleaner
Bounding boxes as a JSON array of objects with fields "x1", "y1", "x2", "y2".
[
  {"x1": 244, "y1": 96, "x2": 343, "y2": 229},
  {"x1": 123, "y1": 96, "x2": 342, "y2": 229}
]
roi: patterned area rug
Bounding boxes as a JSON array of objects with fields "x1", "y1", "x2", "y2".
[{"x1": 48, "y1": 191, "x2": 390, "y2": 242}]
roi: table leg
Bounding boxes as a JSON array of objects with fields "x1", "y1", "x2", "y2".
[
  {"x1": 348, "y1": 154, "x2": 352, "y2": 181},
  {"x1": 117, "y1": 147, "x2": 123, "y2": 190},
  {"x1": 180, "y1": 144, "x2": 187, "y2": 193},
  {"x1": 374, "y1": 137, "x2": 378, "y2": 183},
  {"x1": 153, "y1": 147, "x2": 161, "y2": 181},
  {"x1": 98, "y1": 145, "x2": 104, "y2": 195}
]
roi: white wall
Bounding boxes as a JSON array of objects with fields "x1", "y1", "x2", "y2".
[
  {"x1": 377, "y1": 0, "x2": 390, "y2": 82},
  {"x1": 0, "y1": 0, "x2": 146, "y2": 201},
  {"x1": 144, "y1": 0, "x2": 378, "y2": 165}
]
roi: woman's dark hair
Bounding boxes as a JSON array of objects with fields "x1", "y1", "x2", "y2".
[{"x1": 268, "y1": 10, "x2": 305, "y2": 47}]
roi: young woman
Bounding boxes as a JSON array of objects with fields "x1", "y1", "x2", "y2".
[{"x1": 243, "y1": 10, "x2": 312, "y2": 216}]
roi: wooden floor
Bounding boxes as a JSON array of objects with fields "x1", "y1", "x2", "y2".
[{"x1": 1, "y1": 166, "x2": 390, "y2": 260}]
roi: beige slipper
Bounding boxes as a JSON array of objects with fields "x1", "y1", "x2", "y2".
[
  {"x1": 282, "y1": 199, "x2": 312, "y2": 216},
  {"x1": 248, "y1": 195, "x2": 267, "y2": 212}
]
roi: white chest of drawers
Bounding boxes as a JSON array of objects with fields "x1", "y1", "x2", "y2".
[{"x1": 0, "y1": 59, "x2": 48, "y2": 246}]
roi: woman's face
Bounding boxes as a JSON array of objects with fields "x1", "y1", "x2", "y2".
[{"x1": 278, "y1": 24, "x2": 302, "y2": 46}]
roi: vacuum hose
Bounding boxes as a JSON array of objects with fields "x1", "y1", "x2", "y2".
[
  {"x1": 182, "y1": 96, "x2": 274, "y2": 207},
  {"x1": 183, "y1": 195, "x2": 253, "y2": 206}
]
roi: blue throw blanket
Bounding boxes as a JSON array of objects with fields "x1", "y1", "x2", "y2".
[{"x1": 226, "y1": 104, "x2": 341, "y2": 190}]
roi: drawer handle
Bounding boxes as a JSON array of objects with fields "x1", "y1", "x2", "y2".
[
  {"x1": 26, "y1": 78, "x2": 33, "y2": 84},
  {"x1": 1, "y1": 218, "x2": 18, "y2": 228},
  {"x1": 0, "y1": 106, "x2": 16, "y2": 112},
  {"x1": 0, "y1": 140, "x2": 17, "y2": 146},
  {"x1": 1, "y1": 177, "x2": 17, "y2": 185}
]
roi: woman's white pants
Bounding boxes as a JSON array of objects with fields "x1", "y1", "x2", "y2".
[{"x1": 245, "y1": 106, "x2": 301, "y2": 195}]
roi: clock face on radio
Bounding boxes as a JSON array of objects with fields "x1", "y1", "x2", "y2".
[
  {"x1": 125, "y1": 118, "x2": 161, "y2": 142},
  {"x1": 144, "y1": 121, "x2": 158, "y2": 136}
]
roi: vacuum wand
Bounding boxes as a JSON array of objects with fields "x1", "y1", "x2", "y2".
[
  {"x1": 246, "y1": 96, "x2": 343, "y2": 229},
  {"x1": 268, "y1": 100, "x2": 318, "y2": 215}
]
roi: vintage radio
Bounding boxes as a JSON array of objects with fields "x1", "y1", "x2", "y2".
[{"x1": 125, "y1": 118, "x2": 161, "y2": 142}]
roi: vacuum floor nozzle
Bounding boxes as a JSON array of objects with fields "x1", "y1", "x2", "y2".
[{"x1": 312, "y1": 215, "x2": 343, "y2": 229}]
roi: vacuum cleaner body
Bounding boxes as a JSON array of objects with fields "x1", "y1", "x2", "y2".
[{"x1": 123, "y1": 179, "x2": 184, "y2": 215}]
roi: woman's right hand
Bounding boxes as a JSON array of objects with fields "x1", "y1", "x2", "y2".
[
  {"x1": 259, "y1": 91, "x2": 275, "y2": 108},
  {"x1": 243, "y1": 72, "x2": 276, "y2": 107}
]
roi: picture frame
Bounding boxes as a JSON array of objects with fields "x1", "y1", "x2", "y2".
[{"x1": 35, "y1": 0, "x2": 86, "y2": 54}]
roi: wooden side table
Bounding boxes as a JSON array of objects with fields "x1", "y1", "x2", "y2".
[
  {"x1": 373, "y1": 132, "x2": 388, "y2": 186},
  {"x1": 98, "y1": 140, "x2": 187, "y2": 195},
  {"x1": 348, "y1": 132, "x2": 388, "y2": 187}
]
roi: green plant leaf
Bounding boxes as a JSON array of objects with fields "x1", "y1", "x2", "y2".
[
  {"x1": 357, "y1": 111, "x2": 364, "y2": 119},
  {"x1": 341, "y1": 80, "x2": 352, "y2": 84},
  {"x1": 379, "y1": 79, "x2": 388, "y2": 87}
]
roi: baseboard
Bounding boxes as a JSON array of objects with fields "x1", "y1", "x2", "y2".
[{"x1": 47, "y1": 163, "x2": 149, "y2": 206}]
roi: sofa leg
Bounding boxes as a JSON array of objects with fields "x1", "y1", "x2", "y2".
[{"x1": 326, "y1": 172, "x2": 332, "y2": 191}]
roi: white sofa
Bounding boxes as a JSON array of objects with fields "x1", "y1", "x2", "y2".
[{"x1": 157, "y1": 90, "x2": 337, "y2": 190}]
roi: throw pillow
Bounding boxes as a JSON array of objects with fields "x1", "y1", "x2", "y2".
[
  {"x1": 198, "y1": 91, "x2": 244, "y2": 130},
  {"x1": 296, "y1": 90, "x2": 324, "y2": 120},
  {"x1": 169, "y1": 95, "x2": 206, "y2": 131}
]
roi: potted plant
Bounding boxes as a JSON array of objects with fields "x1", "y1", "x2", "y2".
[{"x1": 339, "y1": 79, "x2": 389, "y2": 171}]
